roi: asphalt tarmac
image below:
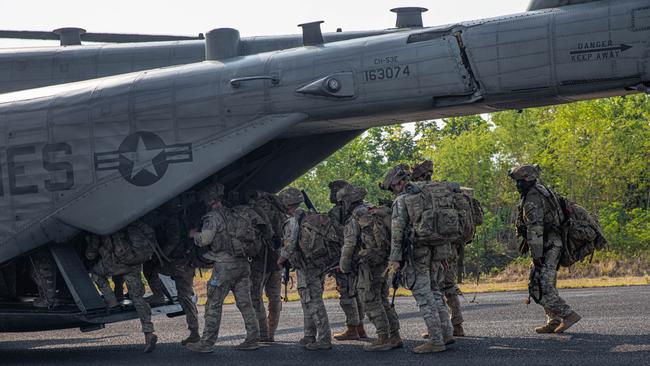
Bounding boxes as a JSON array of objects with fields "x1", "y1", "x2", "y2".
[{"x1": 1, "y1": 286, "x2": 648, "y2": 366}]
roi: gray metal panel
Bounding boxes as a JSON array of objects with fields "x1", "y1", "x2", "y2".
[{"x1": 528, "y1": 0, "x2": 605, "y2": 11}]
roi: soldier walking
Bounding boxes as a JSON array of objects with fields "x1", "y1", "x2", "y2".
[
  {"x1": 327, "y1": 180, "x2": 367, "y2": 340},
  {"x1": 509, "y1": 164, "x2": 581, "y2": 333},
  {"x1": 277, "y1": 187, "x2": 333, "y2": 351},
  {"x1": 185, "y1": 183, "x2": 260, "y2": 353},
  {"x1": 338, "y1": 184, "x2": 402, "y2": 351},
  {"x1": 383, "y1": 165, "x2": 454, "y2": 354}
]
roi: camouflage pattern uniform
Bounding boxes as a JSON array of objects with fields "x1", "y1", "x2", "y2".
[
  {"x1": 339, "y1": 185, "x2": 401, "y2": 351},
  {"x1": 278, "y1": 187, "x2": 332, "y2": 350},
  {"x1": 248, "y1": 191, "x2": 286, "y2": 342},
  {"x1": 329, "y1": 198, "x2": 366, "y2": 339},
  {"x1": 85, "y1": 220, "x2": 158, "y2": 352},
  {"x1": 510, "y1": 165, "x2": 579, "y2": 333},
  {"x1": 382, "y1": 165, "x2": 453, "y2": 353},
  {"x1": 188, "y1": 191, "x2": 260, "y2": 352},
  {"x1": 29, "y1": 249, "x2": 57, "y2": 308},
  {"x1": 143, "y1": 201, "x2": 199, "y2": 344}
]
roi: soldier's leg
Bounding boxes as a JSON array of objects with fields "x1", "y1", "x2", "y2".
[
  {"x1": 199, "y1": 267, "x2": 230, "y2": 347},
  {"x1": 249, "y1": 258, "x2": 269, "y2": 340},
  {"x1": 170, "y1": 263, "x2": 199, "y2": 334},
  {"x1": 264, "y1": 269, "x2": 282, "y2": 340},
  {"x1": 231, "y1": 264, "x2": 260, "y2": 345},
  {"x1": 112, "y1": 275, "x2": 125, "y2": 300},
  {"x1": 297, "y1": 270, "x2": 317, "y2": 342},
  {"x1": 443, "y1": 249, "x2": 464, "y2": 329},
  {"x1": 407, "y1": 247, "x2": 445, "y2": 347},
  {"x1": 539, "y1": 245, "x2": 573, "y2": 319},
  {"x1": 29, "y1": 250, "x2": 57, "y2": 307},
  {"x1": 358, "y1": 267, "x2": 390, "y2": 339},
  {"x1": 431, "y1": 260, "x2": 454, "y2": 341},
  {"x1": 142, "y1": 260, "x2": 166, "y2": 305},
  {"x1": 333, "y1": 272, "x2": 361, "y2": 340},
  {"x1": 303, "y1": 272, "x2": 331, "y2": 350},
  {"x1": 91, "y1": 264, "x2": 118, "y2": 307},
  {"x1": 122, "y1": 270, "x2": 154, "y2": 334}
]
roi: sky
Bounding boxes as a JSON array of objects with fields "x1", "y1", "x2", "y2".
[{"x1": 0, "y1": 0, "x2": 527, "y2": 48}]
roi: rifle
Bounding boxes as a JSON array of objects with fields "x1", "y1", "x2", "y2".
[
  {"x1": 390, "y1": 270, "x2": 402, "y2": 308},
  {"x1": 282, "y1": 262, "x2": 292, "y2": 302},
  {"x1": 301, "y1": 190, "x2": 318, "y2": 213},
  {"x1": 457, "y1": 243, "x2": 465, "y2": 283},
  {"x1": 318, "y1": 262, "x2": 340, "y2": 277}
]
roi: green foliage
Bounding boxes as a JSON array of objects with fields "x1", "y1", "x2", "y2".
[{"x1": 291, "y1": 94, "x2": 650, "y2": 266}]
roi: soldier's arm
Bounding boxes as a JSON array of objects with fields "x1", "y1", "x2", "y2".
[
  {"x1": 340, "y1": 219, "x2": 360, "y2": 273},
  {"x1": 389, "y1": 197, "x2": 408, "y2": 262},
  {"x1": 280, "y1": 216, "x2": 301, "y2": 259},
  {"x1": 523, "y1": 193, "x2": 545, "y2": 260},
  {"x1": 194, "y1": 213, "x2": 222, "y2": 247}
]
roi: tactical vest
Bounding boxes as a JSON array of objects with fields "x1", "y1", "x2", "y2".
[
  {"x1": 404, "y1": 181, "x2": 473, "y2": 246},
  {"x1": 298, "y1": 212, "x2": 342, "y2": 270}
]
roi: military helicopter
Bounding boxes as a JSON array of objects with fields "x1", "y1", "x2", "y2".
[{"x1": 0, "y1": 0, "x2": 648, "y2": 332}]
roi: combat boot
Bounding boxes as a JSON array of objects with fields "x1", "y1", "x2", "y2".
[
  {"x1": 535, "y1": 321, "x2": 561, "y2": 334},
  {"x1": 299, "y1": 336, "x2": 316, "y2": 345},
  {"x1": 333, "y1": 325, "x2": 360, "y2": 341},
  {"x1": 389, "y1": 331, "x2": 403, "y2": 349},
  {"x1": 357, "y1": 323, "x2": 368, "y2": 339},
  {"x1": 235, "y1": 340, "x2": 260, "y2": 350},
  {"x1": 453, "y1": 324, "x2": 465, "y2": 337},
  {"x1": 143, "y1": 332, "x2": 158, "y2": 354},
  {"x1": 144, "y1": 294, "x2": 166, "y2": 307},
  {"x1": 267, "y1": 316, "x2": 279, "y2": 342},
  {"x1": 185, "y1": 340, "x2": 214, "y2": 353},
  {"x1": 444, "y1": 336, "x2": 456, "y2": 346},
  {"x1": 554, "y1": 312, "x2": 582, "y2": 333},
  {"x1": 363, "y1": 335, "x2": 394, "y2": 352},
  {"x1": 412, "y1": 342, "x2": 446, "y2": 354},
  {"x1": 181, "y1": 330, "x2": 201, "y2": 346},
  {"x1": 305, "y1": 340, "x2": 332, "y2": 351},
  {"x1": 421, "y1": 332, "x2": 430, "y2": 339}
]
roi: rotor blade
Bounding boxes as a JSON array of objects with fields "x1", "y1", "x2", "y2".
[{"x1": 0, "y1": 30, "x2": 59, "y2": 41}]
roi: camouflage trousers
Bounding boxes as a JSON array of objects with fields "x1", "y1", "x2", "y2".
[
  {"x1": 143, "y1": 259, "x2": 199, "y2": 332},
  {"x1": 297, "y1": 267, "x2": 331, "y2": 342},
  {"x1": 403, "y1": 246, "x2": 453, "y2": 345},
  {"x1": 442, "y1": 244, "x2": 463, "y2": 326},
  {"x1": 30, "y1": 249, "x2": 57, "y2": 306},
  {"x1": 91, "y1": 262, "x2": 154, "y2": 333},
  {"x1": 357, "y1": 263, "x2": 400, "y2": 338},
  {"x1": 250, "y1": 254, "x2": 282, "y2": 340},
  {"x1": 334, "y1": 272, "x2": 364, "y2": 326},
  {"x1": 529, "y1": 242, "x2": 573, "y2": 323},
  {"x1": 201, "y1": 259, "x2": 259, "y2": 346}
]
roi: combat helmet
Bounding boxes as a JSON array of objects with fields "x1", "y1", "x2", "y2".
[
  {"x1": 411, "y1": 160, "x2": 433, "y2": 182},
  {"x1": 508, "y1": 164, "x2": 541, "y2": 182},
  {"x1": 203, "y1": 183, "x2": 225, "y2": 202},
  {"x1": 336, "y1": 184, "x2": 367, "y2": 205},
  {"x1": 380, "y1": 164, "x2": 410, "y2": 191},
  {"x1": 278, "y1": 187, "x2": 304, "y2": 207}
]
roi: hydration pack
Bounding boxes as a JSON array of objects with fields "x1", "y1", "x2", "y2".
[
  {"x1": 229, "y1": 205, "x2": 267, "y2": 258},
  {"x1": 298, "y1": 212, "x2": 342, "y2": 270},
  {"x1": 113, "y1": 221, "x2": 159, "y2": 266},
  {"x1": 354, "y1": 205, "x2": 392, "y2": 266}
]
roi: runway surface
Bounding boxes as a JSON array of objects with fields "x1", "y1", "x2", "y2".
[{"x1": 1, "y1": 286, "x2": 648, "y2": 365}]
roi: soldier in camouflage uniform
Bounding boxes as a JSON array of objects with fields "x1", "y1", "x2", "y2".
[
  {"x1": 85, "y1": 220, "x2": 158, "y2": 353},
  {"x1": 247, "y1": 191, "x2": 286, "y2": 342},
  {"x1": 338, "y1": 185, "x2": 402, "y2": 352},
  {"x1": 383, "y1": 165, "x2": 454, "y2": 354},
  {"x1": 509, "y1": 164, "x2": 581, "y2": 334},
  {"x1": 277, "y1": 187, "x2": 332, "y2": 351},
  {"x1": 327, "y1": 180, "x2": 367, "y2": 340},
  {"x1": 411, "y1": 160, "x2": 466, "y2": 337},
  {"x1": 186, "y1": 183, "x2": 260, "y2": 353},
  {"x1": 29, "y1": 249, "x2": 58, "y2": 308},
  {"x1": 143, "y1": 198, "x2": 200, "y2": 346}
]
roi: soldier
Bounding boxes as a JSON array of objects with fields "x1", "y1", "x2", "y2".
[
  {"x1": 143, "y1": 198, "x2": 200, "y2": 346},
  {"x1": 411, "y1": 160, "x2": 467, "y2": 337},
  {"x1": 276, "y1": 187, "x2": 332, "y2": 351},
  {"x1": 185, "y1": 183, "x2": 260, "y2": 353},
  {"x1": 85, "y1": 220, "x2": 158, "y2": 353},
  {"x1": 338, "y1": 184, "x2": 402, "y2": 352},
  {"x1": 247, "y1": 191, "x2": 286, "y2": 342},
  {"x1": 29, "y1": 249, "x2": 58, "y2": 308},
  {"x1": 509, "y1": 164, "x2": 581, "y2": 334},
  {"x1": 382, "y1": 165, "x2": 454, "y2": 354},
  {"x1": 327, "y1": 180, "x2": 367, "y2": 340}
]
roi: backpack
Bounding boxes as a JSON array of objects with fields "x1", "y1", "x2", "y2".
[
  {"x1": 298, "y1": 212, "x2": 342, "y2": 270},
  {"x1": 557, "y1": 198, "x2": 608, "y2": 267},
  {"x1": 228, "y1": 205, "x2": 266, "y2": 258},
  {"x1": 113, "y1": 221, "x2": 158, "y2": 266},
  {"x1": 405, "y1": 181, "x2": 473, "y2": 246},
  {"x1": 468, "y1": 196, "x2": 484, "y2": 226},
  {"x1": 354, "y1": 205, "x2": 392, "y2": 266}
]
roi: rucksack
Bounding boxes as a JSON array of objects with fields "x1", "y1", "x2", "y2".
[
  {"x1": 405, "y1": 181, "x2": 473, "y2": 246},
  {"x1": 228, "y1": 205, "x2": 267, "y2": 258},
  {"x1": 298, "y1": 212, "x2": 342, "y2": 270},
  {"x1": 113, "y1": 221, "x2": 158, "y2": 266},
  {"x1": 557, "y1": 198, "x2": 608, "y2": 267},
  {"x1": 468, "y1": 196, "x2": 484, "y2": 226},
  {"x1": 354, "y1": 205, "x2": 392, "y2": 266}
]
